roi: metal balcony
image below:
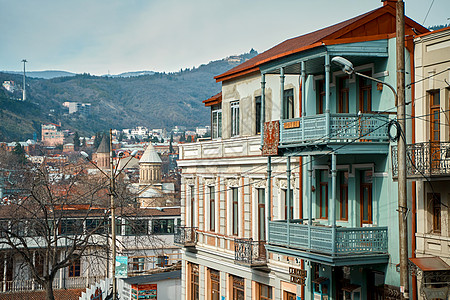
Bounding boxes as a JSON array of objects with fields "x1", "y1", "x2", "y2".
[
  {"x1": 392, "y1": 141, "x2": 450, "y2": 179},
  {"x1": 174, "y1": 226, "x2": 197, "y2": 248},
  {"x1": 279, "y1": 113, "x2": 389, "y2": 146},
  {"x1": 267, "y1": 220, "x2": 389, "y2": 266},
  {"x1": 234, "y1": 238, "x2": 267, "y2": 267}
]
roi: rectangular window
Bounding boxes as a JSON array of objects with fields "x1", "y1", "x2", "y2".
[
  {"x1": 190, "y1": 263, "x2": 199, "y2": 300},
  {"x1": 259, "y1": 283, "x2": 273, "y2": 300},
  {"x1": 232, "y1": 275, "x2": 245, "y2": 300},
  {"x1": 209, "y1": 186, "x2": 216, "y2": 232},
  {"x1": 283, "y1": 89, "x2": 294, "y2": 119},
  {"x1": 157, "y1": 255, "x2": 168, "y2": 267},
  {"x1": 210, "y1": 269, "x2": 220, "y2": 300},
  {"x1": 317, "y1": 80, "x2": 325, "y2": 114},
  {"x1": 319, "y1": 171, "x2": 328, "y2": 219},
  {"x1": 231, "y1": 101, "x2": 240, "y2": 136},
  {"x1": 429, "y1": 90, "x2": 440, "y2": 143},
  {"x1": 68, "y1": 258, "x2": 81, "y2": 277},
  {"x1": 428, "y1": 193, "x2": 441, "y2": 233},
  {"x1": 339, "y1": 76, "x2": 349, "y2": 113},
  {"x1": 152, "y1": 219, "x2": 175, "y2": 234},
  {"x1": 125, "y1": 219, "x2": 148, "y2": 235},
  {"x1": 339, "y1": 171, "x2": 349, "y2": 221},
  {"x1": 232, "y1": 187, "x2": 239, "y2": 236},
  {"x1": 360, "y1": 170, "x2": 373, "y2": 224},
  {"x1": 190, "y1": 185, "x2": 195, "y2": 227},
  {"x1": 60, "y1": 219, "x2": 83, "y2": 235},
  {"x1": 86, "y1": 218, "x2": 107, "y2": 234},
  {"x1": 212, "y1": 107, "x2": 222, "y2": 139},
  {"x1": 359, "y1": 73, "x2": 372, "y2": 113},
  {"x1": 257, "y1": 188, "x2": 266, "y2": 241},
  {"x1": 255, "y1": 96, "x2": 262, "y2": 134},
  {"x1": 132, "y1": 257, "x2": 144, "y2": 271},
  {"x1": 283, "y1": 189, "x2": 294, "y2": 220}
]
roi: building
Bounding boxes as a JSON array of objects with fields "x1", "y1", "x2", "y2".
[
  {"x1": 177, "y1": 1, "x2": 429, "y2": 299},
  {"x1": 397, "y1": 26, "x2": 450, "y2": 299},
  {"x1": 2, "y1": 81, "x2": 16, "y2": 93},
  {"x1": 41, "y1": 123, "x2": 64, "y2": 147},
  {"x1": 62, "y1": 102, "x2": 92, "y2": 114}
]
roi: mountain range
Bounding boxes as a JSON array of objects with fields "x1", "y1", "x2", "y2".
[{"x1": 0, "y1": 50, "x2": 258, "y2": 141}]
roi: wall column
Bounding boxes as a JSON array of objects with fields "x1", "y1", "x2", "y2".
[
  {"x1": 287, "y1": 156, "x2": 291, "y2": 246},
  {"x1": 280, "y1": 67, "x2": 285, "y2": 120},
  {"x1": 301, "y1": 61, "x2": 306, "y2": 141},
  {"x1": 260, "y1": 73, "x2": 266, "y2": 147}
]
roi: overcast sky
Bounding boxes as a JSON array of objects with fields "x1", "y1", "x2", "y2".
[{"x1": 1, "y1": 0, "x2": 448, "y2": 75}]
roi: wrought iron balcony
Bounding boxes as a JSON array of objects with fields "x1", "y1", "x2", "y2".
[
  {"x1": 279, "y1": 113, "x2": 389, "y2": 146},
  {"x1": 267, "y1": 220, "x2": 388, "y2": 263},
  {"x1": 174, "y1": 226, "x2": 197, "y2": 248},
  {"x1": 234, "y1": 238, "x2": 267, "y2": 267},
  {"x1": 392, "y1": 141, "x2": 450, "y2": 179}
]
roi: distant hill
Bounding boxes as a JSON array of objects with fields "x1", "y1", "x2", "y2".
[
  {"x1": 0, "y1": 50, "x2": 258, "y2": 141},
  {"x1": 2, "y1": 70, "x2": 77, "y2": 79}
]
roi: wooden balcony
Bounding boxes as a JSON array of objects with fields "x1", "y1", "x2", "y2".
[
  {"x1": 174, "y1": 226, "x2": 197, "y2": 248},
  {"x1": 279, "y1": 113, "x2": 389, "y2": 146},
  {"x1": 267, "y1": 220, "x2": 389, "y2": 266},
  {"x1": 392, "y1": 142, "x2": 450, "y2": 180},
  {"x1": 234, "y1": 238, "x2": 267, "y2": 267}
]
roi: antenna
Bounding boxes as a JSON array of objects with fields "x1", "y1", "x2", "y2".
[{"x1": 21, "y1": 59, "x2": 27, "y2": 101}]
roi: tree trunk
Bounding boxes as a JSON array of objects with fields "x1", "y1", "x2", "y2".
[{"x1": 45, "y1": 280, "x2": 55, "y2": 300}]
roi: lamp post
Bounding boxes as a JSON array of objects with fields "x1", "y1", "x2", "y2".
[
  {"x1": 21, "y1": 59, "x2": 27, "y2": 101},
  {"x1": 81, "y1": 131, "x2": 137, "y2": 300},
  {"x1": 332, "y1": 55, "x2": 409, "y2": 298}
]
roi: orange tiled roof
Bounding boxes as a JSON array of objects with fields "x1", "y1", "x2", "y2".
[
  {"x1": 214, "y1": 3, "x2": 428, "y2": 82},
  {"x1": 202, "y1": 92, "x2": 222, "y2": 107}
]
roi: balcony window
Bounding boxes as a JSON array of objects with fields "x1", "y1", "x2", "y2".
[
  {"x1": 283, "y1": 89, "x2": 295, "y2": 119},
  {"x1": 125, "y1": 219, "x2": 148, "y2": 236},
  {"x1": 60, "y1": 219, "x2": 83, "y2": 235},
  {"x1": 283, "y1": 188, "x2": 294, "y2": 220},
  {"x1": 317, "y1": 80, "x2": 325, "y2": 114},
  {"x1": 257, "y1": 188, "x2": 266, "y2": 241},
  {"x1": 319, "y1": 171, "x2": 328, "y2": 219},
  {"x1": 231, "y1": 275, "x2": 245, "y2": 299},
  {"x1": 428, "y1": 193, "x2": 441, "y2": 234},
  {"x1": 231, "y1": 101, "x2": 240, "y2": 136},
  {"x1": 232, "y1": 187, "x2": 239, "y2": 236},
  {"x1": 209, "y1": 186, "x2": 216, "y2": 232},
  {"x1": 429, "y1": 90, "x2": 440, "y2": 143},
  {"x1": 339, "y1": 171, "x2": 349, "y2": 221},
  {"x1": 338, "y1": 76, "x2": 349, "y2": 113},
  {"x1": 258, "y1": 283, "x2": 273, "y2": 300},
  {"x1": 190, "y1": 185, "x2": 195, "y2": 227},
  {"x1": 255, "y1": 96, "x2": 262, "y2": 134},
  {"x1": 212, "y1": 107, "x2": 222, "y2": 139},
  {"x1": 209, "y1": 269, "x2": 220, "y2": 300},
  {"x1": 360, "y1": 170, "x2": 373, "y2": 225},
  {"x1": 132, "y1": 257, "x2": 144, "y2": 271},
  {"x1": 152, "y1": 219, "x2": 175, "y2": 234},
  {"x1": 359, "y1": 73, "x2": 372, "y2": 113},
  {"x1": 157, "y1": 255, "x2": 168, "y2": 267}
]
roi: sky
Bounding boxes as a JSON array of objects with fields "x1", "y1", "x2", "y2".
[{"x1": 1, "y1": 0, "x2": 448, "y2": 76}]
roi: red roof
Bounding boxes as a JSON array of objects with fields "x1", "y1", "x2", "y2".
[
  {"x1": 214, "y1": 3, "x2": 428, "y2": 82},
  {"x1": 415, "y1": 26, "x2": 450, "y2": 38},
  {"x1": 409, "y1": 257, "x2": 450, "y2": 272},
  {"x1": 203, "y1": 92, "x2": 222, "y2": 107}
]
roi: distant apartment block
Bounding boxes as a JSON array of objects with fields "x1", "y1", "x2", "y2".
[
  {"x1": 62, "y1": 102, "x2": 91, "y2": 114},
  {"x1": 41, "y1": 123, "x2": 64, "y2": 146},
  {"x1": 195, "y1": 126, "x2": 210, "y2": 136},
  {"x1": 2, "y1": 81, "x2": 17, "y2": 93}
]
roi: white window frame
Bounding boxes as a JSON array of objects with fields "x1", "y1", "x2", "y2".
[{"x1": 231, "y1": 101, "x2": 239, "y2": 137}]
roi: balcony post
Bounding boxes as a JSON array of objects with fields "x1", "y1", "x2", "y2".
[
  {"x1": 331, "y1": 153, "x2": 337, "y2": 255},
  {"x1": 308, "y1": 155, "x2": 313, "y2": 250},
  {"x1": 301, "y1": 61, "x2": 306, "y2": 141},
  {"x1": 280, "y1": 67, "x2": 285, "y2": 121},
  {"x1": 325, "y1": 53, "x2": 331, "y2": 139},
  {"x1": 266, "y1": 157, "x2": 272, "y2": 242},
  {"x1": 287, "y1": 156, "x2": 291, "y2": 246},
  {"x1": 260, "y1": 73, "x2": 266, "y2": 148}
]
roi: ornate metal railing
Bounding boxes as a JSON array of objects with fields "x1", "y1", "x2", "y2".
[
  {"x1": 234, "y1": 238, "x2": 266, "y2": 266},
  {"x1": 279, "y1": 113, "x2": 389, "y2": 145},
  {"x1": 174, "y1": 226, "x2": 197, "y2": 247},
  {"x1": 268, "y1": 221, "x2": 388, "y2": 256},
  {"x1": 392, "y1": 142, "x2": 450, "y2": 178},
  {"x1": 0, "y1": 276, "x2": 103, "y2": 293}
]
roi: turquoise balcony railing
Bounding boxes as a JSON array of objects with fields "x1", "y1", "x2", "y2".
[
  {"x1": 268, "y1": 221, "x2": 388, "y2": 256},
  {"x1": 279, "y1": 113, "x2": 389, "y2": 145}
]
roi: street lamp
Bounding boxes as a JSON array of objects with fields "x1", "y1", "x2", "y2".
[
  {"x1": 81, "y1": 131, "x2": 137, "y2": 300},
  {"x1": 332, "y1": 56, "x2": 409, "y2": 298}
]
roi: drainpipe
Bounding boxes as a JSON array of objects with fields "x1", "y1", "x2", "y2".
[
  {"x1": 331, "y1": 153, "x2": 337, "y2": 254},
  {"x1": 266, "y1": 157, "x2": 272, "y2": 242},
  {"x1": 260, "y1": 73, "x2": 266, "y2": 148},
  {"x1": 280, "y1": 67, "x2": 285, "y2": 121},
  {"x1": 308, "y1": 155, "x2": 313, "y2": 250},
  {"x1": 301, "y1": 61, "x2": 306, "y2": 141},
  {"x1": 287, "y1": 156, "x2": 291, "y2": 246},
  {"x1": 325, "y1": 53, "x2": 331, "y2": 139}
]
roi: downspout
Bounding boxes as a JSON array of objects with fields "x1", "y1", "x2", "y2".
[
  {"x1": 301, "y1": 61, "x2": 306, "y2": 141},
  {"x1": 260, "y1": 73, "x2": 266, "y2": 148},
  {"x1": 280, "y1": 67, "x2": 285, "y2": 121},
  {"x1": 299, "y1": 66, "x2": 305, "y2": 300},
  {"x1": 325, "y1": 53, "x2": 331, "y2": 139},
  {"x1": 287, "y1": 156, "x2": 291, "y2": 247}
]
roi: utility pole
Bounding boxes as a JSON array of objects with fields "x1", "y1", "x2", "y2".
[
  {"x1": 396, "y1": 0, "x2": 409, "y2": 298},
  {"x1": 109, "y1": 129, "x2": 117, "y2": 300},
  {"x1": 21, "y1": 59, "x2": 27, "y2": 101}
]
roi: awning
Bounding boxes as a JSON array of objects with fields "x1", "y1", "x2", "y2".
[
  {"x1": 312, "y1": 277, "x2": 328, "y2": 284},
  {"x1": 409, "y1": 257, "x2": 450, "y2": 272}
]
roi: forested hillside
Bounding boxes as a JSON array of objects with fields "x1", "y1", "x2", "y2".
[{"x1": 0, "y1": 50, "x2": 257, "y2": 141}]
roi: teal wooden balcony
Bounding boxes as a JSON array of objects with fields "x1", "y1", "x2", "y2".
[
  {"x1": 266, "y1": 220, "x2": 389, "y2": 266},
  {"x1": 279, "y1": 113, "x2": 389, "y2": 146}
]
